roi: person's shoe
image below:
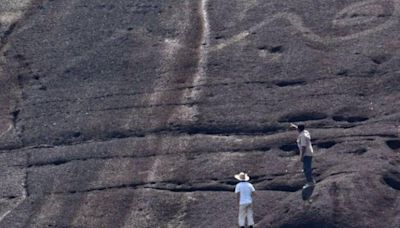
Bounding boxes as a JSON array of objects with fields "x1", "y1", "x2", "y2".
[
  {"x1": 249, "y1": 226, "x2": 254, "y2": 228},
  {"x1": 303, "y1": 182, "x2": 314, "y2": 188}
]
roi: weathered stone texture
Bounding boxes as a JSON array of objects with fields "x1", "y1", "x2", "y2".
[{"x1": 1, "y1": 0, "x2": 400, "y2": 227}]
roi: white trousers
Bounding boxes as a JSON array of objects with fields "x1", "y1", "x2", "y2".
[{"x1": 238, "y1": 203, "x2": 254, "y2": 226}]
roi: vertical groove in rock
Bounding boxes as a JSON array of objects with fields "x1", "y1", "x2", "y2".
[
  {"x1": 124, "y1": 1, "x2": 203, "y2": 226},
  {"x1": 167, "y1": 0, "x2": 210, "y2": 126},
  {"x1": 191, "y1": 0, "x2": 210, "y2": 103}
]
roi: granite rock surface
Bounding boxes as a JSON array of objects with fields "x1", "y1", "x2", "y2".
[{"x1": 1, "y1": 0, "x2": 400, "y2": 227}]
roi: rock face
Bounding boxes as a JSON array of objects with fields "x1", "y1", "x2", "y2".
[{"x1": 1, "y1": 0, "x2": 400, "y2": 227}]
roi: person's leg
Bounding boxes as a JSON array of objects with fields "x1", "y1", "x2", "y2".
[
  {"x1": 303, "y1": 156, "x2": 314, "y2": 184},
  {"x1": 246, "y1": 204, "x2": 254, "y2": 227},
  {"x1": 238, "y1": 204, "x2": 246, "y2": 228}
]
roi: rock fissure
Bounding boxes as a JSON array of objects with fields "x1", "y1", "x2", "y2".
[
  {"x1": 41, "y1": 180, "x2": 305, "y2": 196},
  {"x1": 24, "y1": 80, "x2": 274, "y2": 108},
  {"x1": 26, "y1": 148, "x2": 271, "y2": 168},
  {"x1": 1, "y1": 130, "x2": 396, "y2": 158}
]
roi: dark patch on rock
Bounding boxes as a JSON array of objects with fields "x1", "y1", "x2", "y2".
[
  {"x1": 275, "y1": 80, "x2": 306, "y2": 87},
  {"x1": 336, "y1": 69, "x2": 349, "y2": 76},
  {"x1": 332, "y1": 115, "x2": 368, "y2": 123},
  {"x1": 280, "y1": 221, "x2": 338, "y2": 228},
  {"x1": 3, "y1": 23, "x2": 17, "y2": 38},
  {"x1": 72, "y1": 132, "x2": 81, "y2": 138},
  {"x1": 279, "y1": 112, "x2": 328, "y2": 123},
  {"x1": 181, "y1": 124, "x2": 284, "y2": 135},
  {"x1": 29, "y1": 158, "x2": 71, "y2": 167},
  {"x1": 316, "y1": 141, "x2": 336, "y2": 149},
  {"x1": 386, "y1": 140, "x2": 400, "y2": 150},
  {"x1": 148, "y1": 182, "x2": 233, "y2": 192},
  {"x1": 38, "y1": 85, "x2": 47, "y2": 91},
  {"x1": 270, "y1": 45, "x2": 283, "y2": 53},
  {"x1": 257, "y1": 45, "x2": 268, "y2": 50},
  {"x1": 370, "y1": 55, "x2": 391, "y2": 65},
  {"x1": 257, "y1": 45, "x2": 284, "y2": 53},
  {"x1": 264, "y1": 184, "x2": 302, "y2": 192},
  {"x1": 14, "y1": 54, "x2": 26, "y2": 61},
  {"x1": 279, "y1": 144, "x2": 298, "y2": 152},
  {"x1": 105, "y1": 131, "x2": 144, "y2": 139},
  {"x1": 9, "y1": 109, "x2": 21, "y2": 133},
  {"x1": 382, "y1": 171, "x2": 400, "y2": 191},
  {"x1": 348, "y1": 148, "x2": 367, "y2": 155}
]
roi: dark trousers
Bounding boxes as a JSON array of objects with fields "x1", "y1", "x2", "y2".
[{"x1": 303, "y1": 156, "x2": 314, "y2": 183}]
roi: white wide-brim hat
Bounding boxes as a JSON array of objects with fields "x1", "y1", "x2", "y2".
[{"x1": 234, "y1": 172, "x2": 250, "y2": 181}]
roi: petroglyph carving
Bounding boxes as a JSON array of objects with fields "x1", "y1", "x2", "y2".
[
  {"x1": 213, "y1": 0, "x2": 400, "y2": 51},
  {"x1": 0, "y1": 169, "x2": 27, "y2": 223},
  {"x1": 0, "y1": 0, "x2": 31, "y2": 25},
  {"x1": 333, "y1": 1, "x2": 387, "y2": 27},
  {"x1": 0, "y1": 123, "x2": 12, "y2": 138}
]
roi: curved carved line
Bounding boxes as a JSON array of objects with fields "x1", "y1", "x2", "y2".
[
  {"x1": 0, "y1": 124, "x2": 12, "y2": 139},
  {"x1": 211, "y1": 0, "x2": 400, "y2": 51},
  {"x1": 0, "y1": 169, "x2": 27, "y2": 223}
]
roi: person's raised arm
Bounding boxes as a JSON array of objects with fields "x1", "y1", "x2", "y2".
[{"x1": 289, "y1": 123, "x2": 298, "y2": 130}]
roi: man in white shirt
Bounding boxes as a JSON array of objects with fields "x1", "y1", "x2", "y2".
[
  {"x1": 234, "y1": 172, "x2": 255, "y2": 228},
  {"x1": 290, "y1": 123, "x2": 315, "y2": 188}
]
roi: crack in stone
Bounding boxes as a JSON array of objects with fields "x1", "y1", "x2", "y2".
[
  {"x1": 24, "y1": 79, "x2": 274, "y2": 109},
  {"x1": 47, "y1": 181, "x2": 233, "y2": 196},
  {"x1": 43, "y1": 179, "x2": 301, "y2": 196},
  {"x1": 22, "y1": 170, "x2": 361, "y2": 198},
  {"x1": 23, "y1": 102, "x2": 201, "y2": 119},
  {"x1": 327, "y1": 171, "x2": 356, "y2": 177},
  {"x1": 50, "y1": 183, "x2": 302, "y2": 195},
  {"x1": 0, "y1": 125, "x2": 282, "y2": 151},
  {"x1": 26, "y1": 147, "x2": 271, "y2": 168},
  {"x1": 24, "y1": 169, "x2": 365, "y2": 199},
  {"x1": 24, "y1": 152, "x2": 30, "y2": 197},
  {"x1": 1, "y1": 129, "x2": 396, "y2": 157}
]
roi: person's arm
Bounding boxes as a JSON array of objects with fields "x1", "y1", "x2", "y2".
[
  {"x1": 289, "y1": 123, "x2": 298, "y2": 130},
  {"x1": 299, "y1": 134, "x2": 306, "y2": 162},
  {"x1": 235, "y1": 185, "x2": 240, "y2": 205}
]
